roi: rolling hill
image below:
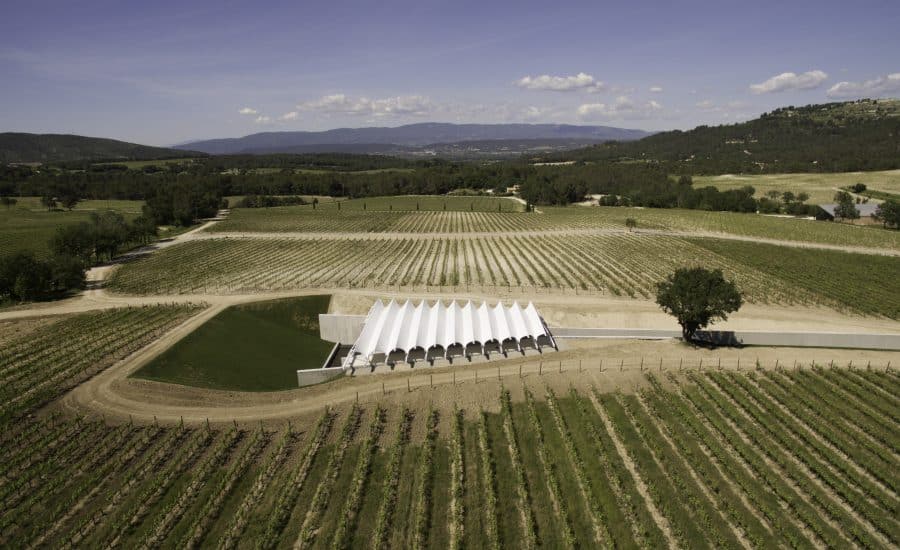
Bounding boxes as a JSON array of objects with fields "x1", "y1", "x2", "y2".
[
  {"x1": 175, "y1": 123, "x2": 651, "y2": 155},
  {"x1": 0, "y1": 133, "x2": 204, "y2": 164},
  {"x1": 558, "y1": 99, "x2": 900, "y2": 173}
]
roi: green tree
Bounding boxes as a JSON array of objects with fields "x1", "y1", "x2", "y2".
[
  {"x1": 40, "y1": 194, "x2": 57, "y2": 211},
  {"x1": 0, "y1": 196, "x2": 17, "y2": 209},
  {"x1": 655, "y1": 267, "x2": 743, "y2": 342},
  {"x1": 873, "y1": 200, "x2": 900, "y2": 229},
  {"x1": 833, "y1": 191, "x2": 860, "y2": 221}
]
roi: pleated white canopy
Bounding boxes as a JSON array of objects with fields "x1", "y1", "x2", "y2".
[{"x1": 345, "y1": 299, "x2": 550, "y2": 366}]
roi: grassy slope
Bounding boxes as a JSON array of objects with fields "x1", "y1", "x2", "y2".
[
  {"x1": 692, "y1": 169, "x2": 900, "y2": 205},
  {"x1": 132, "y1": 295, "x2": 334, "y2": 391},
  {"x1": 0, "y1": 198, "x2": 143, "y2": 257}
]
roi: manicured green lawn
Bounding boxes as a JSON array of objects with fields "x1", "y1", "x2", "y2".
[{"x1": 133, "y1": 295, "x2": 334, "y2": 391}]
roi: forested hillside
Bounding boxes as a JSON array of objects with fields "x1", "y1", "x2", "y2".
[
  {"x1": 558, "y1": 99, "x2": 900, "y2": 173},
  {"x1": 0, "y1": 133, "x2": 203, "y2": 163}
]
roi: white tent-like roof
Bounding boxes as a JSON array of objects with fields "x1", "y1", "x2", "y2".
[{"x1": 344, "y1": 299, "x2": 553, "y2": 367}]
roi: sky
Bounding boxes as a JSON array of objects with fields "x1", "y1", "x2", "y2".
[{"x1": 1, "y1": 0, "x2": 899, "y2": 146}]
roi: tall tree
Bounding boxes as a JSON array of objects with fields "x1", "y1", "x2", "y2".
[{"x1": 656, "y1": 267, "x2": 743, "y2": 342}]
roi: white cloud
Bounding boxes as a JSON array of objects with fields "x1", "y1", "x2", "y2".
[
  {"x1": 749, "y1": 70, "x2": 828, "y2": 94},
  {"x1": 649, "y1": 86, "x2": 663, "y2": 93},
  {"x1": 254, "y1": 115, "x2": 272, "y2": 124},
  {"x1": 577, "y1": 96, "x2": 662, "y2": 119},
  {"x1": 279, "y1": 111, "x2": 299, "y2": 121},
  {"x1": 695, "y1": 99, "x2": 715, "y2": 109},
  {"x1": 826, "y1": 73, "x2": 900, "y2": 98},
  {"x1": 297, "y1": 94, "x2": 433, "y2": 117},
  {"x1": 516, "y1": 72, "x2": 606, "y2": 92},
  {"x1": 238, "y1": 107, "x2": 258, "y2": 115}
]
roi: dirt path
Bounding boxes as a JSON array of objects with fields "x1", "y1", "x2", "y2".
[{"x1": 191, "y1": 228, "x2": 899, "y2": 256}]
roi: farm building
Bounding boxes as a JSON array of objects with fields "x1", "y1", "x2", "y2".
[
  {"x1": 342, "y1": 299, "x2": 556, "y2": 368},
  {"x1": 816, "y1": 202, "x2": 879, "y2": 221}
]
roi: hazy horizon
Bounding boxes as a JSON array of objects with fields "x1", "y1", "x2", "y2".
[{"x1": 2, "y1": 0, "x2": 899, "y2": 146}]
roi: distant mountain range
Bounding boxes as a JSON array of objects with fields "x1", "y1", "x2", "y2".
[
  {"x1": 0, "y1": 133, "x2": 201, "y2": 164},
  {"x1": 174, "y1": 123, "x2": 652, "y2": 156}
]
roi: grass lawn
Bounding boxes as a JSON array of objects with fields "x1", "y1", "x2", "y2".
[
  {"x1": 692, "y1": 169, "x2": 900, "y2": 205},
  {"x1": 132, "y1": 295, "x2": 334, "y2": 391},
  {"x1": 0, "y1": 198, "x2": 143, "y2": 257}
]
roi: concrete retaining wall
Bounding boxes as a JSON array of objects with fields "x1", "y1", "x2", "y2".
[
  {"x1": 552, "y1": 327, "x2": 900, "y2": 351},
  {"x1": 319, "y1": 314, "x2": 366, "y2": 343},
  {"x1": 297, "y1": 366, "x2": 346, "y2": 387}
]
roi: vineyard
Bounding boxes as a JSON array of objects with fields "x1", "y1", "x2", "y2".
[
  {"x1": 208, "y1": 202, "x2": 900, "y2": 251},
  {"x1": 0, "y1": 304, "x2": 201, "y2": 422},
  {"x1": 107, "y1": 233, "x2": 900, "y2": 317},
  {"x1": 2, "y1": 359, "x2": 898, "y2": 548}
]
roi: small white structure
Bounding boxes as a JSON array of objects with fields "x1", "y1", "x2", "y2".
[{"x1": 343, "y1": 299, "x2": 555, "y2": 368}]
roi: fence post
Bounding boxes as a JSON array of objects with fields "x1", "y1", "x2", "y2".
[
  {"x1": 659, "y1": 358, "x2": 663, "y2": 372},
  {"x1": 539, "y1": 362, "x2": 542, "y2": 375},
  {"x1": 519, "y1": 365, "x2": 522, "y2": 377},
  {"x1": 407, "y1": 378, "x2": 410, "y2": 392},
  {"x1": 718, "y1": 357, "x2": 721, "y2": 371},
  {"x1": 430, "y1": 374, "x2": 433, "y2": 388},
  {"x1": 559, "y1": 361, "x2": 562, "y2": 373},
  {"x1": 620, "y1": 359, "x2": 624, "y2": 372},
  {"x1": 679, "y1": 357, "x2": 683, "y2": 372},
  {"x1": 640, "y1": 357, "x2": 644, "y2": 372},
  {"x1": 699, "y1": 358, "x2": 702, "y2": 371},
  {"x1": 382, "y1": 382, "x2": 385, "y2": 395},
  {"x1": 498, "y1": 366, "x2": 501, "y2": 380}
]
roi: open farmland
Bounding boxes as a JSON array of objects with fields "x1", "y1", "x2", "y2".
[
  {"x1": 0, "y1": 198, "x2": 143, "y2": 257},
  {"x1": 109, "y1": 234, "x2": 811, "y2": 299},
  {"x1": 2, "y1": 315, "x2": 898, "y2": 550},
  {"x1": 693, "y1": 169, "x2": 900, "y2": 205},
  {"x1": 0, "y1": 304, "x2": 202, "y2": 422},
  {"x1": 209, "y1": 202, "x2": 900, "y2": 250},
  {"x1": 108, "y1": 230, "x2": 900, "y2": 317}
]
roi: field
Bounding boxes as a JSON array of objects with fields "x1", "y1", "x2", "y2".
[
  {"x1": 693, "y1": 169, "x2": 900, "y2": 205},
  {"x1": 0, "y1": 198, "x2": 143, "y2": 257},
  {"x1": 0, "y1": 304, "x2": 201, "y2": 422},
  {"x1": 690, "y1": 239, "x2": 900, "y2": 319},
  {"x1": 210, "y1": 202, "x2": 900, "y2": 250},
  {"x1": 108, "y1": 232, "x2": 900, "y2": 318},
  {"x1": 134, "y1": 296, "x2": 334, "y2": 391},
  {"x1": 2, "y1": 309, "x2": 898, "y2": 550}
]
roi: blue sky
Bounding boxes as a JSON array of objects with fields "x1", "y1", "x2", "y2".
[{"x1": 2, "y1": 0, "x2": 899, "y2": 145}]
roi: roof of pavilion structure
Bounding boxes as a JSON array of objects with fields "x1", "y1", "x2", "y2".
[{"x1": 343, "y1": 299, "x2": 551, "y2": 367}]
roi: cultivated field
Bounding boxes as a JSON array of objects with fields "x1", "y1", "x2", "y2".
[
  {"x1": 209, "y1": 203, "x2": 900, "y2": 250},
  {"x1": 107, "y1": 233, "x2": 900, "y2": 318},
  {"x1": 693, "y1": 169, "x2": 900, "y2": 204},
  {"x1": 2, "y1": 333, "x2": 898, "y2": 549},
  {"x1": 0, "y1": 304, "x2": 201, "y2": 422}
]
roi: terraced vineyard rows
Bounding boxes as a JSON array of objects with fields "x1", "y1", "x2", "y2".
[
  {"x1": 1, "y1": 363, "x2": 898, "y2": 548},
  {"x1": 109, "y1": 234, "x2": 815, "y2": 305},
  {"x1": 0, "y1": 304, "x2": 202, "y2": 422},
  {"x1": 209, "y1": 202, "x2": 900, "y2": 250}
]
